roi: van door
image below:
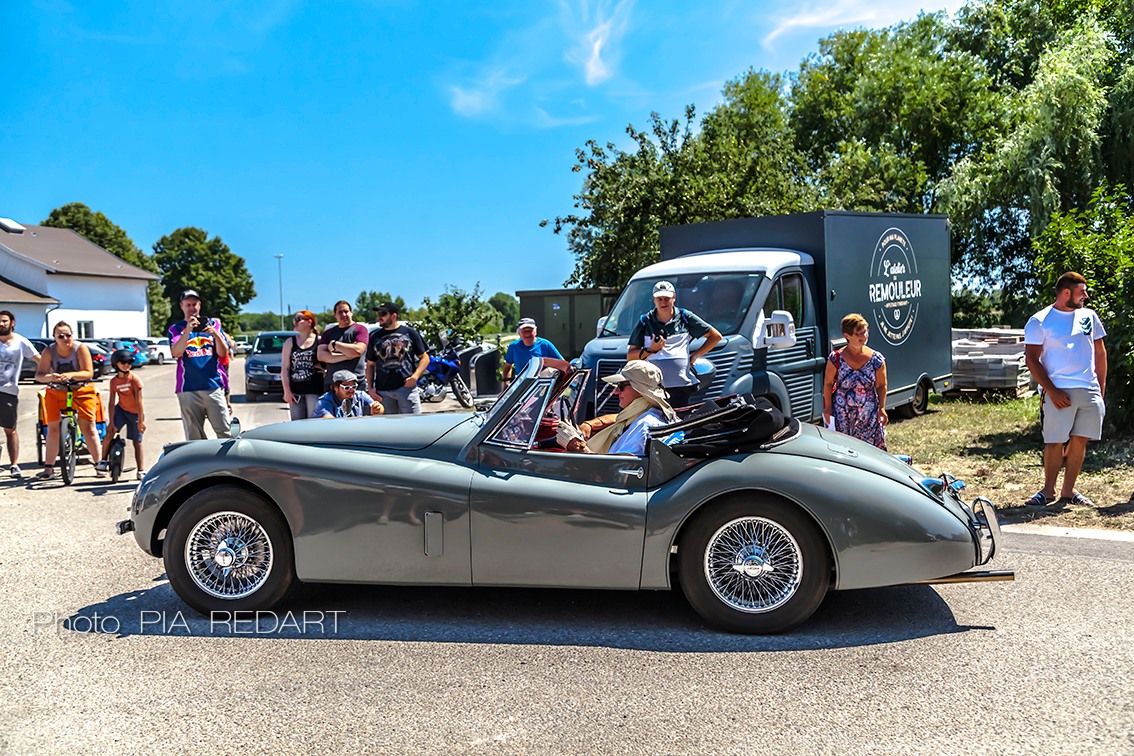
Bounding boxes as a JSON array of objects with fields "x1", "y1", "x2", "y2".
[{"x1": 764, "y1": 271, "x2": 822, "y2": 419}]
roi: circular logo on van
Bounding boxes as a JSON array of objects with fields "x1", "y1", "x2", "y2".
[{"x1": 868, "y1": 228, "x2": 922, "y2": 345}]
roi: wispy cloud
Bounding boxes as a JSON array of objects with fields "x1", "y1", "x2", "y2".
[
  {"x1": 449, "y1": 69, "x2": 526, "y2": 117},
  {"x1": 534, "y1": 106, "x2": 600, "y2": 128},
  {"x1": 561, "y1": 0, "x2": 635, "y2": 86},
  {"x1": 763, "y1": 0, "x2": 967, "y2": 46}
]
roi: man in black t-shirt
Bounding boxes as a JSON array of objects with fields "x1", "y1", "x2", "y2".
[
  {"x1": 316, "y1": 300, "x2": 370, "y2": 391},
  {"x1": 365, "y1": 302, "x2": 429, "y2": 414}
]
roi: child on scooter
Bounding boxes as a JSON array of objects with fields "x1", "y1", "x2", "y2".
[{"x1": 96, "y1": 350, "x2": 146, "y2": 480}]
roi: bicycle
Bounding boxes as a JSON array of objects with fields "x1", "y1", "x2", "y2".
[{"x1": 40, "y1": 379, "x2": 102, "y2": 485}]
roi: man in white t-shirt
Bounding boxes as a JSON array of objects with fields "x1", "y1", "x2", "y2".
[
  {"x1": 0, "y1": 310, "x2": 41, "y2": 477},
  {"x1": 1023, "y1": 272, "x2": 1107, "y2": 507}
]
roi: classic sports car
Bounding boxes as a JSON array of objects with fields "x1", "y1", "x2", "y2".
[{"x1": 118, "y1": 358, "x2": 1012, "y2": 634}]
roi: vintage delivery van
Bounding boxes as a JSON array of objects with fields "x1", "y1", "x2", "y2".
[{"x1": 577, "y1": 211, "x2": 953, "y2": 420}]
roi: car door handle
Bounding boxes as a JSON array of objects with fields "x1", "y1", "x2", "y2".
[{"x1": 617, "y1": 467, "x2": 644, "y2": 479}]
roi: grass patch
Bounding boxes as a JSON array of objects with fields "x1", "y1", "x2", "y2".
[{"x1": 886, "y1": 393, "x2": 1134, "y2": 531}]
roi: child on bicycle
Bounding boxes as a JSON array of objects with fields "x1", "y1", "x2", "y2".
[{"x1": 96, "y1": 349, "x2": 146, "y2": 480}]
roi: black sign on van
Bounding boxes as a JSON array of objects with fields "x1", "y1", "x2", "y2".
[{"x1": 868, "y1": 227, "x2": 923, "y2": 346}]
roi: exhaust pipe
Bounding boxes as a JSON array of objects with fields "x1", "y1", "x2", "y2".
[{"x1": 909, "y1": 569, "x2": 1015, "y2": 585}]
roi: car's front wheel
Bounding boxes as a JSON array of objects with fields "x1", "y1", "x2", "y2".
[
  {"x1": 679, "y1": 498, "x2": 831, "y2": 634},
  {"x1": 164, "y1": 486, "x2": 296, "y2": 615}
]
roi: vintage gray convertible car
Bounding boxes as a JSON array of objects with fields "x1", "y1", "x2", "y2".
[{"x1": 118, "y1": 358, "x2": 1012, "y2": 633}]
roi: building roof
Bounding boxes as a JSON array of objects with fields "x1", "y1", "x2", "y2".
[
  {"x1": 0, "y1": 224, "x2": 159, "y2": 281},
  {"x1": 0, "y1": 275, "x2": 58, "y2": 305}
]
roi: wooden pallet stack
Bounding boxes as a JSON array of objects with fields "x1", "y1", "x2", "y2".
[{"x1": 950, "y1": 328, "x2": 1034, "y2": 395}]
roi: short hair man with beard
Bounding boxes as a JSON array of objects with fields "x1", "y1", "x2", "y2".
[{"x1": 0, "y1": 310, "x2": 40, "y2": 477}]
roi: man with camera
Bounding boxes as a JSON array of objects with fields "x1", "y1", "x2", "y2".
[
  {"x1": 169, "y1": 289, "x2": 231, "y2": 440},
  {"x1": 627, "y1": 280, "x2": 721, "y2": 408}
]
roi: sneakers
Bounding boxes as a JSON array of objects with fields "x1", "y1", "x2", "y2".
[
  {"x1": 95, "y1": 460, "x2": 109, "y2": 472},
  {"x1": 9, "y1": 464, "x2": 21, "y2": 478},
  {"x1": 136, "y1": 469, "x2": 147, "y2": 481}
]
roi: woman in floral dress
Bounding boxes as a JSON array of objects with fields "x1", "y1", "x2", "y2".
[{"x1": 822, "y1": 313, "x2": 888, "y2": 449}]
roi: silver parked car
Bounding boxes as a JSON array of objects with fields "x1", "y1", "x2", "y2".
[{"x1": 118, "y1": 358, "x2": 1011, "y2": 633}]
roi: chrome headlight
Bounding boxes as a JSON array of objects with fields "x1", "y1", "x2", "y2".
[{"x1": 246, "y1": 361, "x2": 269, "y2": 375}]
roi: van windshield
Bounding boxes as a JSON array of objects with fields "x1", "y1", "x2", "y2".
[{"x1": 601, "y1": 273, "x2": 763, "y2": 337}]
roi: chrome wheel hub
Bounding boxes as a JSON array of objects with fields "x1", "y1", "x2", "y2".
[
  {"x1": 184, "y1": 512, "x2": 274, "y2": 600},
  {"x1": 705, "y1": 516, "x2": 803, "y2": 613}
]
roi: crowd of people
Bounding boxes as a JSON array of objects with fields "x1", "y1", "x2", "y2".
[{"x1": 0, "y1": 272, "x2": 1109, "y2": 506}]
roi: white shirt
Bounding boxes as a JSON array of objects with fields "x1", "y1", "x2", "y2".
[
  {"x1": 0, "y1": 334, "x2": 39, "y2": 396},
  {"x1": 1024, "y1": 306, "x2": 1106, "y2": 390},
  {"x1": 608, "y1": 408, "x2": 668, "y2": 456}
]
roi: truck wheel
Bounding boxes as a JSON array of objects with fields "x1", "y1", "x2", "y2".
[
  {"x1": 899, "y1": 380, "x2": 931, "y2": 418},
  {"x1": 679, "y1": 497, "x2": 831, "y2": 634},
  {"x1": 164, "y1": 486, "x2": 296, "y2": 615}
]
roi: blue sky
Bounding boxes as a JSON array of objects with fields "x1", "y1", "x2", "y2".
[{"x1": 2, "y1": 0, "x2": 964, "y2": 316}]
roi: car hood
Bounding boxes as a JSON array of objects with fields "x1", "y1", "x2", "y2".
[{"x1": 240, "y1": 412, "x2": 477, "y2": 451}]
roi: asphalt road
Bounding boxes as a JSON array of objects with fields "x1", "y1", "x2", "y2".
[{"x1": 0, "y1": 364, "x2": 1131, "y2": 753}]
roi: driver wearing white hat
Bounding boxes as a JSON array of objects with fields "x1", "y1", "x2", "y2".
[{"x1": 557, "y1": 360, "x2": 677, "y2": 455}]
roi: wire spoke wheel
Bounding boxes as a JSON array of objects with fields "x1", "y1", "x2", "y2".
[
  {"x1": 184, "y1": 511, "x2": 275, "y2": 600},
  {"x1": 704, "y1": 517, "x2": 803, "y2": 613}
]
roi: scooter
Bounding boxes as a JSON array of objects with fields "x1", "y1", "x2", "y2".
[{"x1": 418, "y1": 334, "x2": 475, "y2": 408}]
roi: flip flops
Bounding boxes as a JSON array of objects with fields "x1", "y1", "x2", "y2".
[
  {"x1": 1059, "y1": 492, "x2": 1096, "y2": 507},
  {"x1": 1024, "y1": 491, "x2": 1057, "y2": 507}
]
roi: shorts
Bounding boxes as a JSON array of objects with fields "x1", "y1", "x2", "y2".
[
  {"x1": 1041, "y1": 387, "x2": 1105, "y2": 444},
  {"x1": 113, "y1": 405, "x2": 143, "y2": 442},
  {"x1": 43, "y1": 385, "x2": 100, "y2": 423},
  {"x1": 0, "y1": 393, "x2": 17, "y2": 429}
]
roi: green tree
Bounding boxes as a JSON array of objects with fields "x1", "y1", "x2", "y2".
[
  {"x1": 487, "y1": 292, "x2": 519, "y2": 331},
  {"x1": 41, "y1": 202, "x2": 171, "y2": 335},
  {"x1": 416, "y1": 284, "x2": 495, "y2": 346},
  {"x1": 152, "y1": 227, "x2": 256, "y2": 331},
  {"x1": 1032, "y1": 183, "x2": 1133, "y2": 431},
  {"x1": 238, "y1": 312, "x2": 283, "y2": 333},
  {"x1": 354, "y1": 290, "x2": 406, "y2": 317}
]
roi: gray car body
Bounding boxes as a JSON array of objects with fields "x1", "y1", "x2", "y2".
[{"x1": 129, "y1": 359, "x2": 987, "y2": 596}]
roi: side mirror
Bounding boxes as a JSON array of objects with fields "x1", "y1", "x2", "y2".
[
  {"x1": 756, "y1": 310, "x2": 797, "y2": 350},
  {"x1": 595, "y1": 316, "x2": 608, "y2": 337},
  {"x1": 229, "y1": 416, "x2": 242, "y2": 438}
]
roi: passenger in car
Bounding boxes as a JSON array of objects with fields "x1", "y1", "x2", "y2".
[{"x1": 557, "y1": 361, "x2": 676, "y2": 455}]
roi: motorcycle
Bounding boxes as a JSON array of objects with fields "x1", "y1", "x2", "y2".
[{"x1": 418, "y1": 334, "x2": 475, "y2": 408}]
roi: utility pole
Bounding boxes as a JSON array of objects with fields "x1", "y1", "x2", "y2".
[{"x1": 274, "y1": 254, "x2": 285, "y2": 330}]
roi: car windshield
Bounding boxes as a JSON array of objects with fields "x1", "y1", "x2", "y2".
[
  {"x1": 253, "y1": 334, "x2": 292, "y2": 354},
  {"x1": 601, "y1": 273, "x2": 763, "y2": 337}
]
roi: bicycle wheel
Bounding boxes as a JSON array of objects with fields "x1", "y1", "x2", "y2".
[
  {"x1": 109, "y1": 437, "x2": 124, "y2": 483},
  {"x1": 59, "y1": 417, "x2": 77, "y2": 485}
]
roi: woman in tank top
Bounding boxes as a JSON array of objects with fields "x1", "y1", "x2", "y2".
[
  {"x1": 281, "y1": 310, "x2": 324, "y2": 420},
  {"x1": 34, "y1": 321, "x2": 103, "y2": 478}
]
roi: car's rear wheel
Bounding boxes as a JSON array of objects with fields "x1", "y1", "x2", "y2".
[
  {"x1": 164, "y1": 486, "x2": 296, "y2": 615},
  {"x1": 679, "y1": 497, "x2": 831, "y2": 634}
]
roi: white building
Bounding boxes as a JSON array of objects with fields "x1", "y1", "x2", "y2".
[{"x1": 0, "y1": 217, "x2": 158, "y2": 338}]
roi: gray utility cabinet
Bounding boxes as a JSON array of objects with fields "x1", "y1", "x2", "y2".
[{"x1": 516, "y1": 287, "x2": 619, "y2": 359}]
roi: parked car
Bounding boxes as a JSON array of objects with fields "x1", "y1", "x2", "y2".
[
  {"x1": 108, "y1": 337, "x2": 151, "y2": 368},
  {"x1": 23, "y1": 339, "x2": 51, "y2": 381},
  {"x1": 118, "y1": 357, "x2": 1011, "y2": 634},
  {"x1": 140, "y1": 337, "x2": 173, "y2": 365},
  {"x1": 243, "y1": 331, "x2": 297, "y2": 401},
  {"x1": 233, "y1": 335, "x2": 253, "y2": 355}
]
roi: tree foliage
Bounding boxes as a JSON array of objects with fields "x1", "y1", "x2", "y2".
[
  {"x1": 487, "y1": 292, "x2": 519, "y2": 331},
  {"x1": 354, "y1": 290, "x2": 406, "y2": 317},
  {"x1": 546, "y1": 0, "x2": 1134, "y2": 355},
  {"x1": 415, "y1": 283, "x2": 495, "y2": 347},
  {"x1": 40, "y1": 202, "x2": 171, "y2": 335},
  {"x1": 152, "y1": 227, "x2": 256, "y2": 332},
  {"x1": 1032, "y1": 183, "x2": 1134, "y2": 430}
]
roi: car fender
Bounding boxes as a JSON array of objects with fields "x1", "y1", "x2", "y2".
[{"x1": 642, "y1": 452, "x2": 976, "y2": 591}]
